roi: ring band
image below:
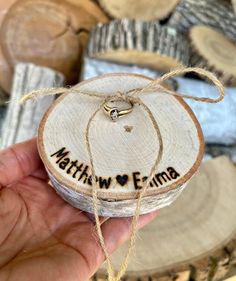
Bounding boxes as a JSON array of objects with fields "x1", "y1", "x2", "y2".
[{"x1": 103, "y1": 99, "x2": 133, "y2": 121}]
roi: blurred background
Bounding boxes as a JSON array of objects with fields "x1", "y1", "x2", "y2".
[{"x1": 0, "y1": 0, "x2": 236, "y2": 280}]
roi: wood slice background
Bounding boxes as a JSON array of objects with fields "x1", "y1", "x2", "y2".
[
  {"x1": 97, "y1": 0, "x2": 180, "y2": 21},
  {"x1": 38, "y1": 73, "x2": 204, "y2": 217},
  {"x1": 190, "y1": 25, "x2": 236, "y2": 86},
  {"x1": 0, "y1": 0, "x2": 108, "y2": 90},
  {"x1": 95, "y1": 156, "x2": 236, "y2": 281},
  {"x1": 87, "y1": 20, "x2": 190, "y2": 73},
  {"x1": 169, "y1": 0, "x2": 236, "y2": 43}
]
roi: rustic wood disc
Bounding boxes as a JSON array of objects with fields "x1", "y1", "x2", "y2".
[
  {"x1": 169, "y1": 0, "x2": 236, "y2": 43},
  {"x1": 97, "y1": 156, "x2": 236, "y2": 281},
  {"x1": 87, "y1": 20, "x2": 190, "y2": 73},
  {"x1": 0, "y1": 0, "x2": 108, "y2": 85},
  {"x1": 97, "y1": 0, "x2": 180, "y2": 21},
  {"x1": 190, "y1": 25, "x2": 236, "y2": 86},
  {"x1": 38, "y1": 73, "x2": 204, "y2": 217},
  {"x1": 0, "y1": 0, "x2": 81, "y2": 84}
]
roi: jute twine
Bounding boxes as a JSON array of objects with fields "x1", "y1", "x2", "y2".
[{"x1": 20, "y1": 67, "x2": 224, "y2": 281}]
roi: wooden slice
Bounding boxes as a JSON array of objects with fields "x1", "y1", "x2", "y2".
[
  {"x1": 96, "y1": 156, "x2": 236, "y2": 280},
  {"x1": 1, "y1": 63, "x2": 64, "y2": 148},
  {"x1": 0, "y1": 0, "x2": 108, "y2": 85},
  {"x1": 190, "y1": 25, "x2": 236, "y2": 86},
  {"x1": 0, "y1": 0, "x2": 81, "y2": 84},
  {"x1": 169, "y1": 0, "x2": 236, "y2": 43},
  {"x1": 87, "y1": 20, "x2": 190, "y2": 73},
  {"x1": 37, "y1": 73, "x2": 204, "y2": 217},
  {"x1": 97, "y1": 0, "x2": 180, "y2": 21},
  {"x1": 66, "y1": 0, "x2": 108, "y2": 24}
]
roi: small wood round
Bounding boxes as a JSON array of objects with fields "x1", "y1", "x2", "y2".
[
  {"x1": 97, "y1": 156, "x2": 236, "y2": 280},
  {"x1": 38, "y1": 73, "x2": 204, "y2": 217},
  {"x1": 190, "y1": 25, "x2": 236, "y2": 86},
  {"x1": 87, "y1": 20, "x2": 190, "y2": 73},
  {"x1": 0, "y1": 0, "x2": 108, "y2": 85},
  {"x1": 169, "y1": 0, "x2": 236, "y2": 43},
  {"x1": 97, "y1": 0, "x2": 180, "y2": 21}
]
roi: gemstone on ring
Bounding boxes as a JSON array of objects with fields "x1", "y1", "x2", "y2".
[{"x1": 110, "y1": 108, "x2": 119, "y2": 121}]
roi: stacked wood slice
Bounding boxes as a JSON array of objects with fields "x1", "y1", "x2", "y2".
[
  {"x1": 169, "y1": 0, "x2": 236, "y2": 43},
  {"x1": 97, "y1": 0, "x2": 180, "y2": 21},
  {"x1": 190, "y1": 25, "x2": 236, "y2": 86},
  {"x1": 87, "y1": 19, "x2": 190, "y2": 73},
  {"x1": 0, "y1": 0, "x2": 108, "y2": 93},
  {"x1": 94, "y1": 156, "x2": 236, "y2": 281}
]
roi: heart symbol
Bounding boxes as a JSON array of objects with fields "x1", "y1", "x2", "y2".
[{"x1": 116, "y1": 175, "x2": 128, "y2": 186}]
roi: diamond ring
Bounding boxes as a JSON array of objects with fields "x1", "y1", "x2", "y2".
[{"x1": 103, "y1": 98, "x2": 134, "y2": 122}]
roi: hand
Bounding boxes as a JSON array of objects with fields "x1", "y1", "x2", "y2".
[{"x1": 0, "y1": 139, "x2": 157, "y2": 281}]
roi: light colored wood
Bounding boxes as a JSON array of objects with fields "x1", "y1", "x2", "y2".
[
  {"x1": 87, "y1": 20, "x2": 190, "y2": 73},
  {"x1": 169, "y1": 0, "x2": 236, "y2": 43},
  {"x1": 96, "y1": 156, "x2": 236, "y2": 280},
  {"x1": 66, "y1": 0, "x2": 108, "y2": 24},
  {"x1": 97, "y1": 0, "x2": 180, "y2": 20},
  {"x1": 38, "y1": 73, "x2": 203, "y2": 217},
  {"x1": 0, "y1": 63, "x2": 64, "y2": 148},
  {"x1": 190, "y1": 25, "x2": 236, "y2": 86},
  {"x1": 0, "y1": 0, "x2": 107, "y2": 85}
]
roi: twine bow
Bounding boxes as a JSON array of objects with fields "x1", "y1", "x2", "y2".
[{"x1": 21, "y1": 67, "x2": 224, "y2": 281}]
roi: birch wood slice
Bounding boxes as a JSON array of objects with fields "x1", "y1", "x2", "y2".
[
  {"x1": 169, "y1": 0, "x2": 236, "y2": 43},
  {"x1": 96, "y1": 156, "x2": 236, "y2": 281},
  {"x1": 87, "y1": 20, "x2": 190, "y2": 73},
  {"x1": 190, "y1": 25, "x2": 236, "y2": 86},
  {"x1": 97, "y1": 0, "x2": 180, "y2": 21},
  {"x1": 38, "y1": 73, "x2": 204, "y2": 217}
]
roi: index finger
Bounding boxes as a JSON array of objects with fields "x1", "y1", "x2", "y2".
[{"x1": 0, "y1": 138, "x2": 44, "y2": 187}]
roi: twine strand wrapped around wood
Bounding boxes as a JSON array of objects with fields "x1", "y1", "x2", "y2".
[{"x1": 20, "y1": 67, "x2": 224, "y2": 281}]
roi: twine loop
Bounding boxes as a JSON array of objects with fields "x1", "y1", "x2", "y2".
[{"x1": 20, "y1": 67, "x2": 224, "y2": 281}]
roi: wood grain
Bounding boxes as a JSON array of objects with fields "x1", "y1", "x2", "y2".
[
  {"x1": 190, "y1": 25, "x2": 236, "y2": 86},
  {"x1": 95, "y1": 156, "x2": 236, "y2": 281},
  {"x1": 97, "y1": 0, "x2": 180, "y2": 20},
  {"x1": 169, "y1": 0, "x2": 236, "y2": 43},
  {"x1": 0, "y1": 0, "x2": 108, "y2": 86},
  {"x1": 87, "y1": 19, "x2": 190, "y2": 73},
  {"x1": 38, "y1": 73, "x2": 203, "y2": 216},
  {"x1": 1, "y1": 63, "x2": 64, "y2": 148}
]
